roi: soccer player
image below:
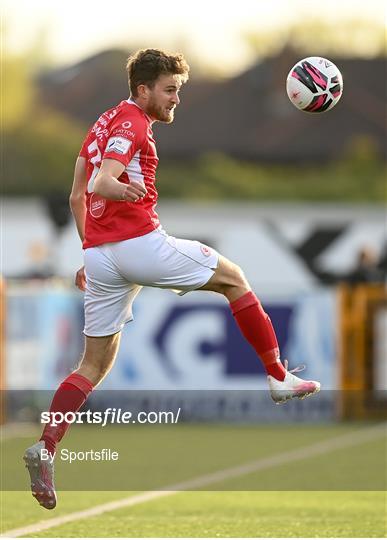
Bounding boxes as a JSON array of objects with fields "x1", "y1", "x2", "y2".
[{"x1": 24, "y1": 49, "x2": 320, "y2": 509}]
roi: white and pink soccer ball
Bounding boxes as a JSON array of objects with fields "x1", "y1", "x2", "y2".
[{"x1": 286, "y1": 56, "x2": 343, "y2": 113}]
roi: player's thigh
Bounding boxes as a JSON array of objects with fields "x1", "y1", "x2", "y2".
[
  {"x1": 112, "y1": 229, "x2": 220, "y2": 295},
  {"x1": 84, "y1": 245, "x2": 142, "y2": 337}
]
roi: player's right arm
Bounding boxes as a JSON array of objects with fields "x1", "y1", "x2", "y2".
[
  {"x1": 69, "y1": 155, "x2": 88, "y2": 291},
  {"x1": 93, "y1": 159, "x2": 147, "y2": 201},
  {"x1": 69, "y1": 156, "x2": 88, "y2": 242}
]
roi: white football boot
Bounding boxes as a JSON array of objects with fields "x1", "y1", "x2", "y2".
[
  {"x1": 23, "y1": 441, "x2": 57, "y2": 509},
  {"x1": 268, "y1": 360, "x2": 321, "y2": 404}
]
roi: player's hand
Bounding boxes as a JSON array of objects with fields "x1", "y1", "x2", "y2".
[
  {"x1": 75, "y1": 265, "x2": 86, "y2": 291},
  {"x1": 120, "y1": 180, "x2": 147, "y2": 202}
]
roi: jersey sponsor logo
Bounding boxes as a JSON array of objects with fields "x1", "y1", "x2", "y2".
[
  {"x1": 106, "y1": 137, "x2": 132, "y2": 155},
  {"x1": 112, "y1": 127, "x2": 135, "y2": 139},
  {"x1": 90, "y1": 194, "x2": 106, "y2": 218},
  {"x1": 122, "y1": 121, "x2": 132, "y2": 129}
]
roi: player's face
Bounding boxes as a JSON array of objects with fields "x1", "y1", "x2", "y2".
[{"x1": 145, "y1": 74, "x2": 182, "y2": 123}]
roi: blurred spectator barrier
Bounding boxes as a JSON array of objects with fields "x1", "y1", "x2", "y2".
[
  {"x1": 5, "y1": 282, "x2": 336, "y2": 391},
  {"x1": 338, "y1": 283, "x2": 387, "y2": 420},
  {"x1": 0, "y1": 277, "x2": 5, "y2": 424}
]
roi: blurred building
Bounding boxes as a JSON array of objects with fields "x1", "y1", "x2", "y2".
[{"x1": 37, "y1": 46, "x2": 386, "y2": 163}]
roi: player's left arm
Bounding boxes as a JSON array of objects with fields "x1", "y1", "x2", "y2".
[
  {"x1": 94, "y1": 159, "x2": 147, "y2": 201},
  {"x1": 96, "y1": 114, "x2": 148, "y2": 201}
]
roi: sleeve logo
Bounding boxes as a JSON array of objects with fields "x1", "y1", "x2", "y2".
[{"x1": 106, "y1": 137, "x2": 132, "y2": 154}]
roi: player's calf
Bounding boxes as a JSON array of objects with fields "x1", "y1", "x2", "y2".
[{"x1": 201, "y1": 256, "x2": 321, "y2": 401}]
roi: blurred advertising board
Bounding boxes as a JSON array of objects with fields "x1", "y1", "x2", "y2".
[{"x1": 6, "y1": 284, "x2": 337, "y2": 391}]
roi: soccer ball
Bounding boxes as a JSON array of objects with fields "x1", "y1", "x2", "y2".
[{"x1": 286, "y1": 56, "x2": 343, "y2": 113}]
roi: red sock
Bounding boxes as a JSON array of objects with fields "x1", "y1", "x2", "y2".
[
  {"x1": 40, "y1": 373, "x2": 94, "y2": 455},
  {"x1": 230, "y1": 291, "x2": 286, "y2": 381}
]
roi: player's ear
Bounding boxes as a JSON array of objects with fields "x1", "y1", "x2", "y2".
[{"x1": 137, "y1": 84, "x2": 150, "y2": 99}]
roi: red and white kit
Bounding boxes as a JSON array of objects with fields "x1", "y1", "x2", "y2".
[
  {"x1": 80, "y1": 99, "x2": 218, "y2": 336},
  {"x1": 80, "y1": 99, "x2": 160, "y2": 248}
]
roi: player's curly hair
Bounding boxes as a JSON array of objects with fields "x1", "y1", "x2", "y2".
[{"x1": 126, "y1": 48, "x2": 190, "y2": 97}]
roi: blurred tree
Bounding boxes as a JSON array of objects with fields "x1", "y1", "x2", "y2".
[
  {"x1": 2, "y1": 54, "x2": 34, "y2": 129},
  {"x1": 2, "y1": 21, "x2": 54, "y2": 129},
  {"x1": 157, "y1": 151, "x2": 386, "y2": 203},
  {"x1": 244, "y1": 18, "x2": 386, "y2": 59},
  {"x1": 2, "y1": 50, "x2": 85, "y2": 196},
  {"x1": 3, "y1": 109, "x2": 84, "y2": 195}
]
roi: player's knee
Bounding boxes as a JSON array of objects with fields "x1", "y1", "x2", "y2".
[
  {"x1": 218, "y1": 263, "x2": 249, "y2": 295},
  {"x1": 232, "y1": 264, "x2": 249, "y2": 291},
  {"x1": 230, "y1": 264, "x2": 248, "y2": 287}
]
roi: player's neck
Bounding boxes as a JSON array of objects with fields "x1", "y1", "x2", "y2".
[{"x1": 128, "y1": 96, "x2": 155, "y2": 123}]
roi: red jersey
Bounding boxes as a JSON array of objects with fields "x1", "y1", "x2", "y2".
[{"x1": 79, "y1": 99, "x2": 160, "y2": 248}]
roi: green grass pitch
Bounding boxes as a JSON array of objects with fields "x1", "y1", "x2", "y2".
[{"x1": 1, "y1": 423, "x2": 386, "y2": 537}]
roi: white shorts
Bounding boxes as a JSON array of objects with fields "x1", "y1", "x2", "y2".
[{"x1": 83, "y1": 227, "x2": 219, "y2": 336}]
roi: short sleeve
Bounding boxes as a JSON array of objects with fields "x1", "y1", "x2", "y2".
[
  {"x1": 79, "y1": 137, "x2": 89, "y2": 158},
  {"x1": 78, "y1": 126, "x2": 94, "y2": 158},
  {"x1": 103, "y1": 113, "x2": 146, "y2": 167}
]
